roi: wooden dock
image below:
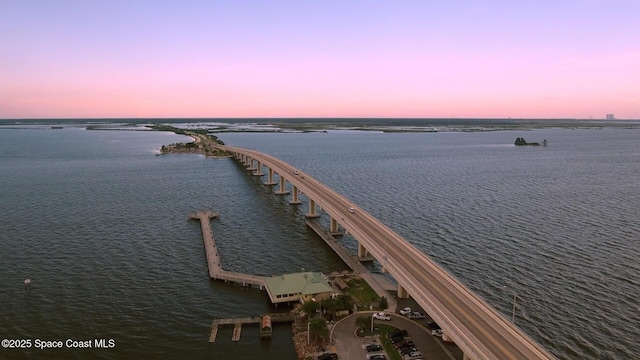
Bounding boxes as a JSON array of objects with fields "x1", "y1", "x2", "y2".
[
  {"x1": 232, "y1": 322, "x2": 242, "y2": 341},
  {"x1": 190, "y1": 210, "x2": 267, "y2": 288},
  {"x1": 209, "y1": 313, "x2": 295, "y2": 343}
]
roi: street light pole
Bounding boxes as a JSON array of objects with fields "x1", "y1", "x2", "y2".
[{"x1": 307, "y1": 321, "x2": 311, "y2": 345}]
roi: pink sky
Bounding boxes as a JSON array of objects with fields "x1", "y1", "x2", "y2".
[{"x1": 1, "y1": 1, "x2": 639, "y2": 119}]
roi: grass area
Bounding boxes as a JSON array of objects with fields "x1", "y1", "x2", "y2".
[
  {"x1": 344, "y1": 277, "x2": 381, "y2": 310},
  {"x1": 376, "y1": 324, "x2": 404, "y2": 360}
]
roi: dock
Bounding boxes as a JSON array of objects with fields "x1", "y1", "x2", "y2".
[
  {"x1": 190, "y1": 210, "x2": 267, "y2": 288},
  {"x1": 209, "y1": 313, "x2": 295, "y2": 343}
]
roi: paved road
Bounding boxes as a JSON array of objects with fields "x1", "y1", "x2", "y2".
[{"x1": 210, "y1": 142, "x2": 557, "y2": 360}]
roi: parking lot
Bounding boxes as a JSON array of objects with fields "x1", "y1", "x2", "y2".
[{"x1": 329, "y1": 309, "x2": 463, "y2": 360}]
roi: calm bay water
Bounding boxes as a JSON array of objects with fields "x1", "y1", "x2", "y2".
[{"x1": 1, "y1": 124, "x2": 638, "y2": 359}]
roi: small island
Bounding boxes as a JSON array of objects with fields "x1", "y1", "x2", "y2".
[
  {"x1": 515, "y1": 137, "x2": 540, "y2": 146},
  {"x1": 150, "y1": 124, "x2": 232, "y2": 158}
]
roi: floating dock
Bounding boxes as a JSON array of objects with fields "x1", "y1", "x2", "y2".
[
  {"x1": 209, "y1": 313, "x2": 295, "y2": 343},
  {"x1": 190, "y1": 210, "x2": 267, "y2": 288}
]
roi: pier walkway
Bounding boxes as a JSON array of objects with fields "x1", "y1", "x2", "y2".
[{"x1": 190, "y1": 211, "x2": 267, "y2": 288}]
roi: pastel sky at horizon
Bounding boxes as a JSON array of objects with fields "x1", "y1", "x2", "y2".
[{"x1": 1, "y1": 1, "x2": 639, "y2": 119}]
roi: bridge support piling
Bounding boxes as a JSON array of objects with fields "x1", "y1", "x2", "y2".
[
  {"x1": 247, "y1": 158, "x2": 257, "y2": 172},
  {"x1": 397, "y1": 284, "x2": 409, "y2": 299},
  {"x1": 274, "y1": 176, "x2": 290, "y2": 195},
  {"x1": 264, "y1": 168, "x2": 276, "y2": 185},
  {"x1": 357, "y1": 242, "x2": 368, "y2": 258},
  {"x1": 305, "y1": 199, "x2": 320, "y2": 218},
  {"x1": 329, "y1": 217, "x2": 343, "y2": 236},
  {"x1": 289, "y1": 186, "x2": 301, "y2": 205},
  {"x1": 253, "y1": 161, "x2": 264, "y2": 176}
]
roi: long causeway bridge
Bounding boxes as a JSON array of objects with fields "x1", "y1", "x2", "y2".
[{"x1": 201, "y1": 137, "x2": 557, "y2": 360}]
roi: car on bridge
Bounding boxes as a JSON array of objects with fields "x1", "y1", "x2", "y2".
[
  {"x1": 293, "y1": 170, "x2": 299, "y2": 175},
  {"x1": 347, "y1": 207, "x2": 356, "y2": 213},
  {"x1": 372, "y1": 312, "x2": 391, "y2": 320}
]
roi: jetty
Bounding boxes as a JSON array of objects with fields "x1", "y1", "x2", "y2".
[
  {"x1": 190, "y1": 211, "x2": 267, "y2": 288},
  {"x1": 209, "y1": 313, "x2": 295, "y2": 343}
]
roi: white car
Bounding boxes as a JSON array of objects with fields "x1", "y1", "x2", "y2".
[
  {"x1": 408, "y1": 312, "x2": 425, "y2": 319},
  {"x1": 293, "y1": 170, "x2": 299, "y2": 175},
  {"x1": 347, "y1": 207, "x2": 356, "y2": 213},
  {"x1": 431, "y1": 329, "x2": 443, "y2": 337},
  {"x1": 399, "y1": 307, "x2": 412, "y2": 316},
  {"x1": 372, "y1": 312, "x2": 391, "y2": 321}
]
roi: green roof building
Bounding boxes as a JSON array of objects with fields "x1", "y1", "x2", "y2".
[{"x1": 265, "y1": 272, "x2": 334, "y2": 304}]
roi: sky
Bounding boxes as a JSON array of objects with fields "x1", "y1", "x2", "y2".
[{"x1": 1, "y1": 0, "x2": 639, "y2": 119}]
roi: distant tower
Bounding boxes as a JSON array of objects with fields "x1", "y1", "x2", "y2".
[{"x1": 606, "y1": 114, "x2": 615, "y2": 120}]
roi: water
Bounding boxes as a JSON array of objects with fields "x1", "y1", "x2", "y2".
[{"x1": 1, "y1": 124, "x2": 638, "y2": 359}]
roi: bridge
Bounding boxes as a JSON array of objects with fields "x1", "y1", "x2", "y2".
[{"x1": 201, "y1": 136, "x2": 556, "y2": 360}]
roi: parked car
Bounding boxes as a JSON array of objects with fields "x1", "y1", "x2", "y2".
[
  {"x1": 388, "y1": 329, "x2": 407, "y2": 338},
  {"x1": 425, "y1": 321, "x2": 441, "y2": 330},
  {"x1": 395, "y1": 339, "x2": 415, "y2": 349},
  {"x1": 403, "y1": 351, "x2": 423, "y2": 360},
  {"x1": 401, "y1": 347, "x2": 419, "y2": 355},
  {"x1": 408, "y1": 312, "x2": 425, "y2": 319},
  {"x1": 317, "y1": 353, "x2": 338, "y2": 360},
  {"x1": 365, "y1": 344, "x2": 383, "y2": 352},
  {"x1": 368, "y1": 355, "x2": 387, "y2": 360},
  {"x1": 399, "y1": 307, "x2": 412, "y2": 316},
  {"x1": 372, "y1": 312, "x2": 391, "y2": 321}
]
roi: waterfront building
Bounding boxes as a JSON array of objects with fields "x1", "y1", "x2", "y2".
[{"x1": 265, "y1": 272, "x2": 334, "y2": 304}]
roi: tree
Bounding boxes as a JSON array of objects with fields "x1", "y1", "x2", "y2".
[
  {"x1": 379, "y1": 296, "x2": 388, "y2": 310},
  {"x1": 335, "y1": 294, "x2": 353, "y2": 312},
  {"x1": 301, "y1": 300, "x2": 320, "y2": 318},
  {"x1": 320, "y1": 298, "x2": 339, "y2": 319},
  {"x1": 309, "y1": 317, "x2": 329, "y2": 343}
]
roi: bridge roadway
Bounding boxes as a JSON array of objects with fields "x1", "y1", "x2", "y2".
[{"x1": 209, "y1": 142, "x2": 556, "y2": 360}]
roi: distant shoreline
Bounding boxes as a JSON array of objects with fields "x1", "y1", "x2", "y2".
[{"x1": 2, "y1": 118, "x2": 639, "y2": 134}]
